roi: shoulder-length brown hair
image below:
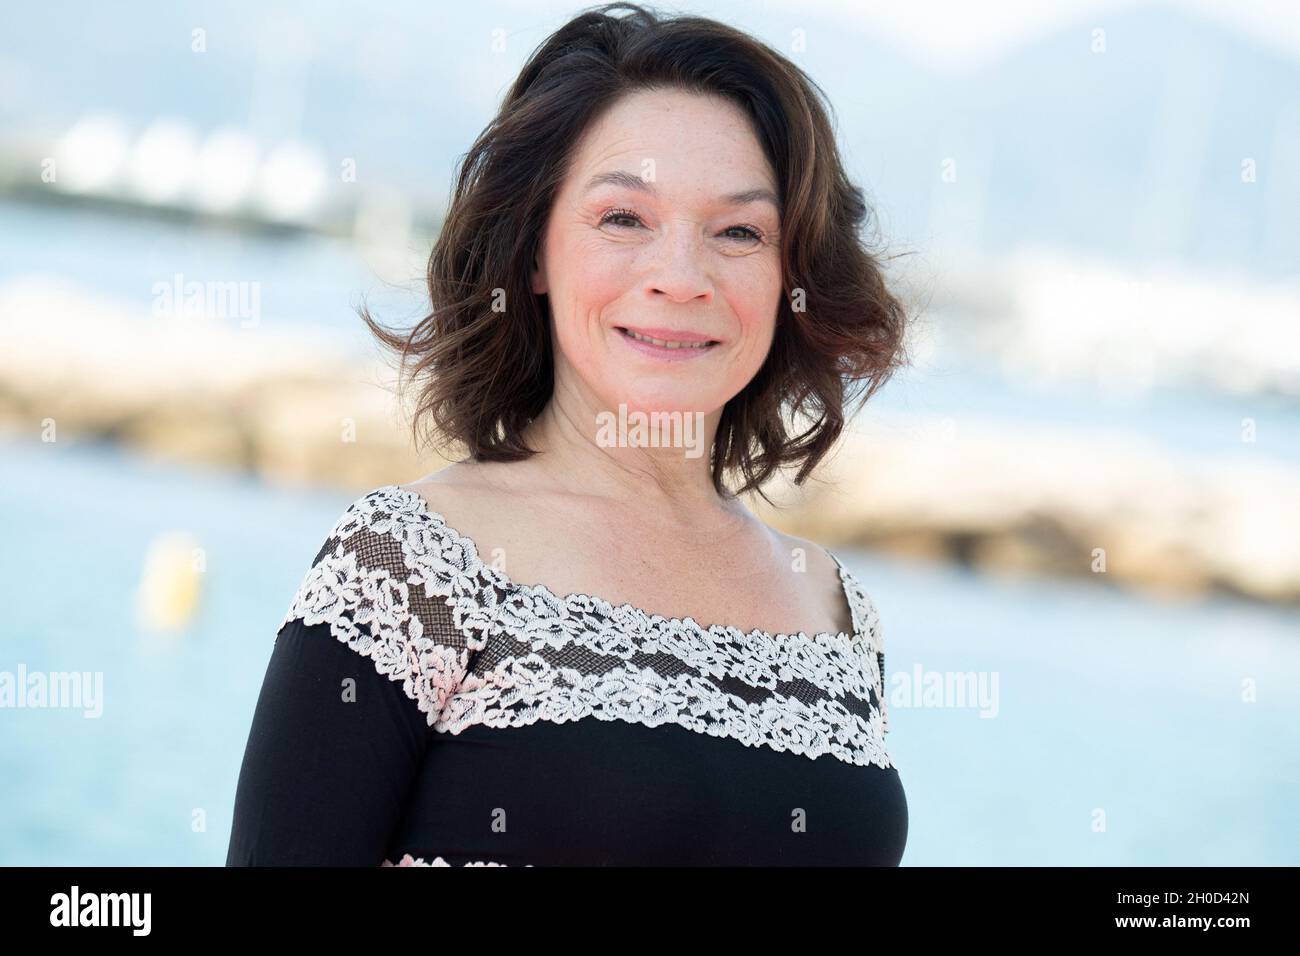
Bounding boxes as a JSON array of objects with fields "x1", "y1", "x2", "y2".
[{"x1": 364, "y1": 1, "x2": 911, "y2": 501}]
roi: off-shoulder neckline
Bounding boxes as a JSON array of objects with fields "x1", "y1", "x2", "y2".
[{"x1": 380, "y1": 483, "x2": 865, "y2": 646}]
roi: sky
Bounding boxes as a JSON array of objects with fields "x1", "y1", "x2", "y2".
[{"x1": 805, "y1": 0, "x2": 1300, "y2": 68}]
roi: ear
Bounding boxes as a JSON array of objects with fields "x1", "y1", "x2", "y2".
[{"x1": 529, "y1": 247, "x2": 548, "y2": 295}]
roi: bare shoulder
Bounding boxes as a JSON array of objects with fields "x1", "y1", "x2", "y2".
[
  {"x1": 763, "y1": 523, "x2": 857, "y2": 635},
  {"x1": 398, "y1": 460, "x2": 563, "y2": 560},
  {"x1": 403, "y1": 459, "x2": 501, "y2": 493},
  {"x1": 400, "y1": 460, "x2": 523, "y2": 520},
  {"x1": 765, "y1": 524, "x2": 842, "y2": 578}
]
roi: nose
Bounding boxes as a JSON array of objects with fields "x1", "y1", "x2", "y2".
[{"x1": 645, "y1": 219, "x2": 713, "y2": 304}]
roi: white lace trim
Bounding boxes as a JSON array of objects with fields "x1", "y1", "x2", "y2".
[
  {"x1": 381, "y1": 854, "x2": 521, "y2": 867},
  {"x1": 281, "y1": 485, "x2": 893, "y2": 769}
]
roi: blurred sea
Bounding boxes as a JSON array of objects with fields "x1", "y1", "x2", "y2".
[{"x1": 2, "y1": 431, "x2": 1297, "y2": 866}]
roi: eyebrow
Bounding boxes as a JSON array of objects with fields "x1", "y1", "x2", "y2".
[{"x1": 584, "y1": 170, "x2": 780, "y2": 210}]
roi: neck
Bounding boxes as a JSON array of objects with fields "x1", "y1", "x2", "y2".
[{"x1": 518, "y1": 374, "x2": 739, "y2": 522}]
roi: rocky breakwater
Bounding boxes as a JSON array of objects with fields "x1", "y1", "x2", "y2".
[
  {"x1": 0, "y1": 276, "x2": 447, "y2": 489},
  {"x1": 751, "y1": 417, "x2": 1300, "y2": 606}
]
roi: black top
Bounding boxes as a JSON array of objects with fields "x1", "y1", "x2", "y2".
[{"x1": 226, "y1": 485, "x2": 906, "y2": 866}]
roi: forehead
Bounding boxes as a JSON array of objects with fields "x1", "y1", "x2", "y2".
[{"x1": 564, "y1": 87, "x2": 776, "y2": 196}]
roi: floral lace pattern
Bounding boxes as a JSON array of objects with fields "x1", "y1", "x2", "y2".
[
  {"x1": 281, "y1": 485, "x2": 893, "y2": 770},
  {"x1": 382, "y1": 854, "x2": 518, "y2": 867}
]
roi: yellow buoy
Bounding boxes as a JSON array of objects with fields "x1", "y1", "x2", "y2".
[{"x1": 136, "y1": 531, "x2": 204, "y2": 634}]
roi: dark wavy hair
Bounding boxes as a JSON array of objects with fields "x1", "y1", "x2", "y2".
[{"x1": 363, "y1": 1, "x2": 911, "y2": 500}]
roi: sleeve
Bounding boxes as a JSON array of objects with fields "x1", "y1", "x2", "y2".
[
  {"x1": 224, "y1": 616, "x2": 430, "y2": 866},
  {"x1": 226, "y1": 494, "x2": 476, "y2": 866}
]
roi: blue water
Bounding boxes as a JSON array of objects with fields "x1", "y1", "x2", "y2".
[
  {"x1": 1, "y1": 436, "x2": 1296, "y2": 865},
  {"x1": 0, "y1": 198, "x2": 427, "y2": 354}
]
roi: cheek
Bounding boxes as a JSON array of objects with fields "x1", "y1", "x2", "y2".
[
  {"x1": 547, "y1": 237, "x2": 632, "y2": 374},
  {"x1": 551, "y1": 236, "x2": 632, "y2": 329},
  {"x1": 725, "y1": 261, "x2": 783, "y2": 355}
]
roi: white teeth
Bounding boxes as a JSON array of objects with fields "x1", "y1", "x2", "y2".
[{"x1": 623, "y1": 329, "x2": 713, "y2": 349}]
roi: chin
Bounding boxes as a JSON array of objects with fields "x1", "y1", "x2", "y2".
[{"x1": 600, "y1": 384, "x2": 718, "y2": 416}]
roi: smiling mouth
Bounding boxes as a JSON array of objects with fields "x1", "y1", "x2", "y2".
[{"x1": 615, "y1": 327, "x2": 720, "y2": 350}]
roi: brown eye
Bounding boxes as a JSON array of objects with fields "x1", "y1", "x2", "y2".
[
  {"x1": 600, "y1": 208, "x2": 642, "y2": 228},
  {"x1": 722, "y1": 224, "x2": 763, "y2": 243}
]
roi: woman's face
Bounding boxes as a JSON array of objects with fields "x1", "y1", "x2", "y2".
[{"x1": 531, "y1": 86, "x2": 783, "y2": 419}]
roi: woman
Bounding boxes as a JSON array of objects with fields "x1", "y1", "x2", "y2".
[{"x1": 227, "y1": 1, "x2": 910, "y2": 866}]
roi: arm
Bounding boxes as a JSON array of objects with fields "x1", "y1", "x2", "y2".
[
  {"x1": 226, "y1": 488, "x2": 477, "y2": 866},
  {"x1": 225, "y1": 615, "x2": 430, "y2": 865}
]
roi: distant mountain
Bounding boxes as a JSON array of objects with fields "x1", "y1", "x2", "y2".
[{"x1": 2, "y1": 0, "x2": 1296, "y2": 278}]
